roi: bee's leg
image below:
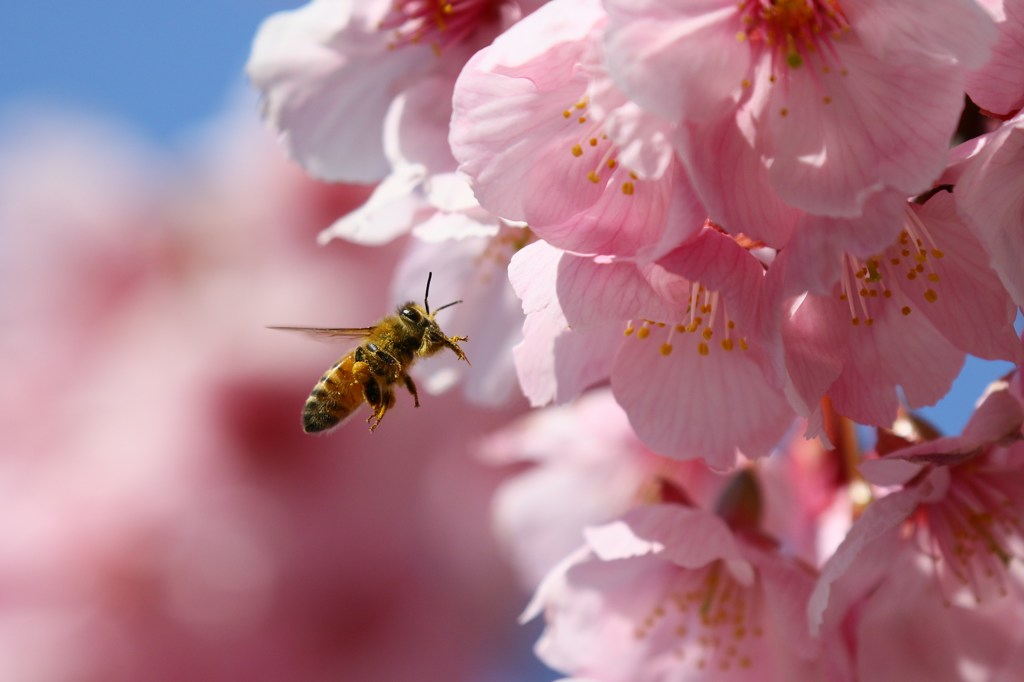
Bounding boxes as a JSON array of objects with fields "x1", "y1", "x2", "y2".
[
  {"x1": 362, "y1": 377, "x2": 383, "y2": 429},
  {"x1": 443, "y1": 335, "x2": 470, "y2": 365},
  {"x1": 369, "y1": 387, "x2": 395, "y2": 432},
  {"x1": 403, "y1": 374, "x2": 419, "y2": 408}
]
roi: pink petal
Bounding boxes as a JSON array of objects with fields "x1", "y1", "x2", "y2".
[
  {"x1": 509, "y1": 240, "x2": 563, "y2": 318},
  {"x1": 451, "y1": 2, "x2": 679, "y2": 258},
  {"x1": 856, "y1": 549, "x2": 1024, "y2": 682},
  {"x1": 808, "y1": 485, "x2": 927, "y2": 636},
  {"x1": 319, "y1": 164, "x2": 428, "y2": 245},
  {"x1": 529, "y1": 552, "x2": 683, "y2": 679},
  {"x1": 555, "y1": 253, "x2": 681, "y2": 325},
  {"x1": 656, "y1": 227, "x2": 767, "y2": 335},
  {"x1": 513, "y1": 306, "x2": 623, "y2": 406},
  {"x1": 509, "y1": 242, "x2": 622, "y2": 405},
  {"x1": 247, "y1": 1, "x2": 425, "y2": 182},
  {"x1": 385, "y1": 75, "x2": 459, "y2": 174},
  {"x1": 603, "y1": 0, "x2": 749, "y2": 122},
  {"x1": 967, "y1": 0, "x2": 1024, "y2": 116},
  {"x1": 584, "y1": 504, "x2": 755, "y2": 584},
  {"x1": 612, "y1": 327, "x2": 795, "y2": 467},
  {"x1": 886, "y1": 384, "x2": 1024, "y2": 464},
  {"x1": 828, "y1": 298, "x2": 965, "y2": 427},
  {"x1": 905, "y1": 193, "x2": 1023, "y2": 363},
  {"x1": 757, "y1": 41, "x2": 967, "y2": 216},
  {"x1": 859, "y1": 458, "x2": 925, "y2": 487},
  {"x1": 848, "y1": 0, "x2": 996, "y2": 70},
  {"x1": 746, "y1": 542, "x2": 819, "y2": 661},
  {"x1": 956, "y1": 115, "x2": 1024, "y2": 309},
  {"x1": 449, "y1": 1, "x2": 603, "y2": 222},
  {"x1": 675, "y1": 114, "x2": 802, "y2": 248},
  {"x1": 779, "y1": 292, "x2": 847, "y2": 417}
]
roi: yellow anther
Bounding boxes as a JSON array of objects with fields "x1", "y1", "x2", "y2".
[
  {"x1": 622, "y1": 182, "x2": 635, "y2": 196},
  {"x1": 660, "y1": 343, "x2": 673, "y2": 356},
  {"x1": 571, "y1": 144, "x2": 583, "y2": 157}
]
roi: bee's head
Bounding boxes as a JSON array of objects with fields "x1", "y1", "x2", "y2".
[{"x1": 397, "y1": 272, "x2": 468, "y2": 362}]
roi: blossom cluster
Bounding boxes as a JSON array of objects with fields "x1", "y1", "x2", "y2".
[{"x1": 248, "y1": 0, "x2": 1024, "y2": 679}]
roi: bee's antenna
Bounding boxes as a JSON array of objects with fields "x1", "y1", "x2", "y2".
[
  {"x1": 432, "y1": 299, "x2": 463, "y2": 314},
  {"x1": 424, "y1": 271, "x2": 433, "y2": 315}
]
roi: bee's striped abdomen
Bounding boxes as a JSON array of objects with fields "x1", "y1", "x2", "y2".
[{"x1": 302, "y1": 354, "x2": 367, "y2": 433}]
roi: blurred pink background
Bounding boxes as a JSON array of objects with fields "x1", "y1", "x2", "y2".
[{"x1": 0, "y1": 99, "x2": 543, "y2": 680}]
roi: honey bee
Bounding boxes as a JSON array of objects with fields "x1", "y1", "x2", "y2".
[{"x1": 271, "y1": 273, "x2": 469, "y2": 433}]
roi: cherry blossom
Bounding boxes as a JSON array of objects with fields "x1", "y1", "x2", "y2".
[
  {"x1": 450, "y1": 0, "x2": 689, "y2": 259},
  {"x1": 481, "y1": 390, "x2": 726, "y2": 587},
  {"x1": 810, "y1": 381, "x2": 1024, "y2": 680},
  {"x1": 603, "y1": 0, "x2": 996, "y2": 218},
  {"x1": 523, "y1": 504, "x2": 831, "y2": 680},
  {"x1": 509, "y1": 228, "x2": 797, "y2": 469},
  {"x1": 248, "y1": 0, "x2": 543, "y2": 182},
  {"x1": 768, "y1": 191, "x2": 1023, "y2": 428}
]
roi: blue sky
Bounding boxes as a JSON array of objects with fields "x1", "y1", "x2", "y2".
[
  {"x1": 1, "y1": 1, "x2": 300, "y2": 141},
  {"x1": 0, "y1": 1, "x2": 1017, "y2": 434}
]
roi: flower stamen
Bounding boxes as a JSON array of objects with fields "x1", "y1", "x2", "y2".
[{"x1": 380, "y1": 0, "x2": 495, "y2": 55}]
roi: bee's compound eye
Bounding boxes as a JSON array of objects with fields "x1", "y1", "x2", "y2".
[{"x1": 400, "y1": 307, "x2": 422, "y2": 323}]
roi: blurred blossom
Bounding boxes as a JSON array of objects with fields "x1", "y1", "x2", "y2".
[
  {"x1": 0, "y1": 104, "x2": 533, "y2": 681},
  {"x1": 810, "y1": 379, "x2": 1024, "y2": 681},
  {"x1": 522, "y1": 505, "x2": 834, "y2": 681}
]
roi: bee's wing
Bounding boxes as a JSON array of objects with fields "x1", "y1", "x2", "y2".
[{"x1": 268, "y1": 326, "x2": 375, "y2": 340}]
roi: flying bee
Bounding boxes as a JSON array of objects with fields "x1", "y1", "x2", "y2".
[{"x1": 271, "y1": 273, "x2": 469, "y2": 433}]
